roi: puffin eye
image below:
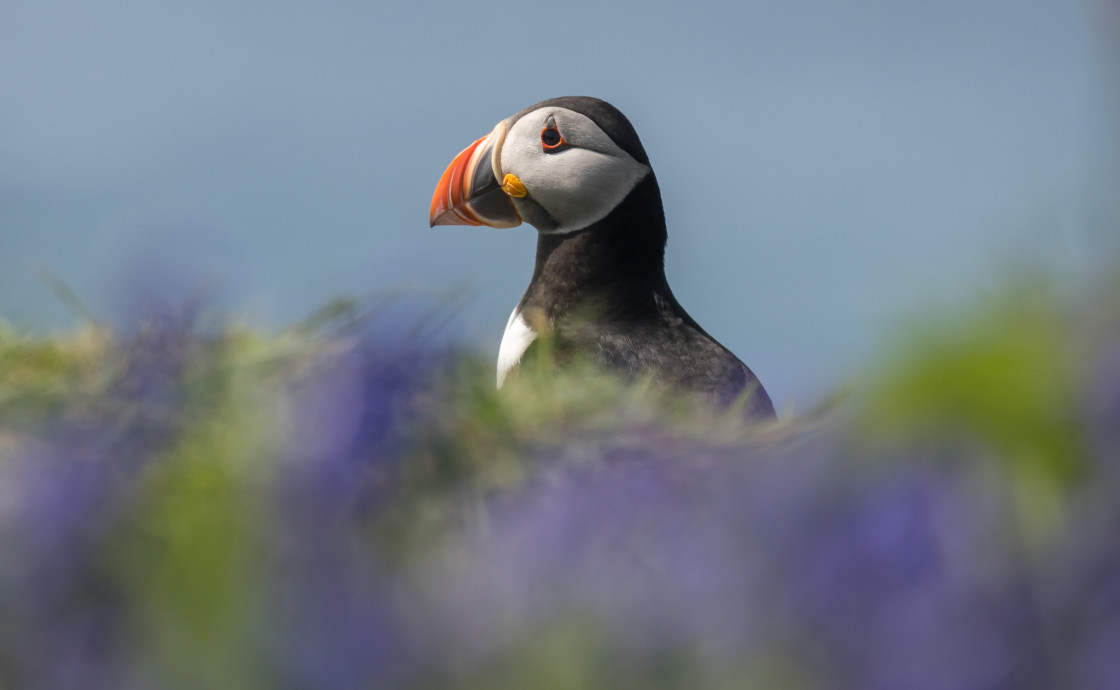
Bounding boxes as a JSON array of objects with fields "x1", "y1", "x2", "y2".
[{"x1": 540, "y1": 116, "x2": 568, "y2": 152}]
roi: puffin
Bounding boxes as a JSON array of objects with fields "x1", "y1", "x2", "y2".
[{"x1": 429, "y1": 96, "x2": 775, "y2": 419}]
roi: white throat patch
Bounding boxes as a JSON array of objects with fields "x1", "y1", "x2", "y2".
[
  {"x1": 496, "y1": 307, "x2": 536, "y2": 387},
  {"x1": 499, "y1": 107, "x2": 650, "y2": 234}
]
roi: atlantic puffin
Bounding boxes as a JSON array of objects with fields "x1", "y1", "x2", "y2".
[{"x1": 430, "y1": 96, "x2": 775, "y2": 419}]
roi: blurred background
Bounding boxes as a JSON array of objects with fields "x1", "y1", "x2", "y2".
[{"x1": 0, "y1": 0, "x2": 1112, "y2": 406}]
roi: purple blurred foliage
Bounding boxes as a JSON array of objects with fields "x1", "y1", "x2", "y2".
[
  {"x1": 415, "y1": 443, "x2": 1041, "y2": 687},
  {"x1": 259, "y1": 332, "x2": 446, "y2": 690},
  {"x1": 1, "y1": 299, "x2": 1119, "y2": 689},
  {"x1": 0, "y1": 311, "x2": 203, "y2": 690},
  {"x1": 258, "y1": 528, "x2": 416, "y2": 690},
  {"x1": 280, "y1": 320, "x2": 451, "y2": 525},
  {"x1": 288, "y1": 339, "x2": 431, "y2": 470},
  {"x1": 1085, "y1": 332, "x2": 1120, "y2": 473}
]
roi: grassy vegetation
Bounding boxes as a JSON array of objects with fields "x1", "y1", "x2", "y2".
[{"x1": 0, "y1": 272, "x2": 1117, "y2": 689}]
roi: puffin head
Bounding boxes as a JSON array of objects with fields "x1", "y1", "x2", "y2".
[{"x1": 429, "y1": 97, "x2": 653, "y2": 234}]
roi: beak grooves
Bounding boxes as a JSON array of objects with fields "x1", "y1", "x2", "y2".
[{"x1": 429, "y1": 122, "x2": 521, "y2": 229}]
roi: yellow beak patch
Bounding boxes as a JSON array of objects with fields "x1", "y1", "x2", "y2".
[{"x1": 501, "y1": 173, "x2": 527, "y2": 198}]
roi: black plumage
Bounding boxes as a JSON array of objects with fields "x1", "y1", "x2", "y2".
[{"x1": 506, "y1": 98, "x2": 775, "y2": 419}]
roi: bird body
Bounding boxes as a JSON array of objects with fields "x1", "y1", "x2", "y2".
[{"x1": 431, "y1": 97, "x2": 775, "y2": 419}]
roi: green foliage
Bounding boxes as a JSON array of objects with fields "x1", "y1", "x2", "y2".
[
  {"x1": 0, "y1": 324, "x2": 115, "y2": 425},
  {"x1": 0, "y1": 268, "x2": 1117, "y2": 689},
  {"x1": 863, "y1": 279, "x2": 1105, "y2": 545}
]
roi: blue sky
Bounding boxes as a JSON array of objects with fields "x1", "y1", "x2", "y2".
[{"x1": 0, "y1": 0, "x2": 1109, "y2": 406}]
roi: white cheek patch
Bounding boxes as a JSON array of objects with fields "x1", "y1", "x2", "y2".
[
  {"x1": 500, "y1": 107, "x2": 650, "y2": 234},
  {"x1": 497, "y1": 308, "x2": 536, "y2": 388}
]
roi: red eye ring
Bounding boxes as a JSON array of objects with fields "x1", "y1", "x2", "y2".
[{"x1": 541, "y1": 125, "x2": 565, "y2": 151}]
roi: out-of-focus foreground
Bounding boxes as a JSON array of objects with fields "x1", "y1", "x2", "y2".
[{"x1": 0, "y1": 264, "x2": 1117, "y2": 690}]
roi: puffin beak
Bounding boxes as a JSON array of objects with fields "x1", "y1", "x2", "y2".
[{"x1": 429, "y1": 122, "x2": 522, "y2": 229}]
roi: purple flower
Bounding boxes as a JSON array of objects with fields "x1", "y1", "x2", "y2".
[{"x1": 0, "y1": 296, "x2": 1118, "y2": 690}]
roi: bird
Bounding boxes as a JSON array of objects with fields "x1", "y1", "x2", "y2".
[{"x1": 429, "y1": 96, "x2": 775, "y2": 420}]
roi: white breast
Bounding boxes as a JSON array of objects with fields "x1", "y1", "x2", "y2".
[{"x1": 497, "y1": 308, "x2": 536, "y2": 388}]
